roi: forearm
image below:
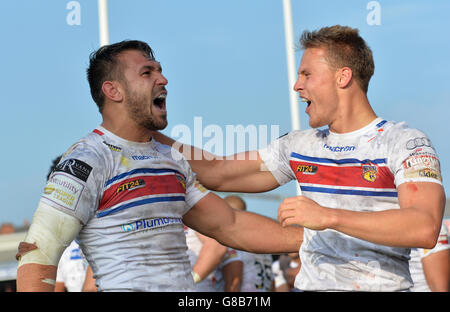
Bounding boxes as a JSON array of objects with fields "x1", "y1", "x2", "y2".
[
  {"x1": 17, "y1": 263, "x2": 57, "y2": 291},
  {"x1": 331, "y1": 183, "x2": 444, "y2": 248},
  {"x1": 328, "y1": 207, "x2": 440, "y2": 249},
  {"x1": 279, "y1": 182, "x2": 444, "y2": 249},
  {"x1": 15, "y1": 201, "x2": 82, "y2": 291},
  {"x1": 217, "y1": 211, "x2": 302, "y2": 254},
  {"x1": 422, "y1": 250, "x2": 450, "y2": 292},
  {"x1": 152, "y1": 131, "x2": 275, "y2": 192},
  {"x1": 151, "y1": 131, "x2": 221, "y2": 187}
]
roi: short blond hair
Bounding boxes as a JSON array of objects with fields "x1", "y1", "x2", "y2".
[{"x1": 300, "y1": 25, "x2": 374, "y2": 93}]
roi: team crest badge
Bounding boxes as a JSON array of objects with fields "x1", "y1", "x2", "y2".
[{"x1": 362, "y1": 164, "x2": 378, "y2": 182}]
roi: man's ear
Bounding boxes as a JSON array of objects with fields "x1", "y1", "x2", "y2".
[
  {"x1": 336, "y1": 67, "x2": 353, "y2": 89},
  {"x1": 101, "y1": 80, "x2": 124, "y2": 102}
]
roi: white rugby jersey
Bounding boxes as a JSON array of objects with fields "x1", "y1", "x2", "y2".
[
  {"x1": 271, "y1": 257, "x2": 300, "y2": 291},
  {"x1": 237, "y1": 251, "x2": 273, "y2": 292},
  {"x1": 271, "y1": 260, "x2": 286, "y2": 289},
  {"x1": 409, "y1": 223, "x2": 450, "y2": 292},
  {"x1": 213, "y1": 249, "x2": 273, "y2": 292},
  {"x1": 184, "y1": 226, "x2": 217, "y2": 292},
  {"x1": 56, "y1": 240, "x2": 88, "y2": 292},
  {"x1": 259, "y1": 118, "x2": 443, "y2": 291},
  {"x1": 42, "y1": 126, "x2": 209, "y2": 291}
]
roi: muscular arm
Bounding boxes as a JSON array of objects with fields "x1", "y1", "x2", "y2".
[
  {"x1": 192, "y1": 232, "x2": 227, "y2": 281},
  {"x1": 152, "y1": 131, "x2": 279, "y2": 192},
  {"x1": 183, "y1": 193, "x2": 302, "y2": 254},
  {"x1": 278, "y1": 182, "x2": 445, "y2": 249},
  {"x1": 422, "y1": 249, "x2": 450, "y2": 292},
  {"x1": 16, "y1": 202, "x2": 82, "y2": 292}
]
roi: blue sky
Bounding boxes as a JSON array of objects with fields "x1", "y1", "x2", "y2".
[{"x1": 1, "y1": 0, "x2": 449, "y2": 227}]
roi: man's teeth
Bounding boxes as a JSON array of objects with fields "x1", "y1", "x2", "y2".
[
  {"x1": 156, "y1": 94, "x2": 166, "y2": 100},
  {"x1": 301, "y1": 97, "x2": 311, "y2": 104}
]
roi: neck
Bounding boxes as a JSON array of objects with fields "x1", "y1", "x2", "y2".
[
  {"x1": 328, "y1": 90, "x2": 377, "y2": 134},
  {"x1": 101, "y1": 104, "x2": 152, "y2": 142}
]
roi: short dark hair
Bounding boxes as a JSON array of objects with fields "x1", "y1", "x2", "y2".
[
  {"x1": 299, "y1": 25, "x2": 374, "y2": 93},
  {"x1": 86, "y1": 40, "x2": 155, "y2": 112}
]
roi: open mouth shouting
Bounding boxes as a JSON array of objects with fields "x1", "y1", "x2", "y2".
[
  {"x1": 153, "y1": 92, "x2": 167, "y2": 113},
  {"x1": 300, "y1": 96, "x2": 312, "y2": 114}
]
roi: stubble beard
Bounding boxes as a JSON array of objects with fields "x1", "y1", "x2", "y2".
[{"x1": 126, "y1": 88, "x2": 168, "y2": 131}]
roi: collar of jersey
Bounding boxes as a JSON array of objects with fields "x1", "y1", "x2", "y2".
[
  {"x1": 95, "y1": 126, "x2": 156, "y2": 149},
  {"x1": 327, "y1": 117, "x2": 385, "y2": 139}
]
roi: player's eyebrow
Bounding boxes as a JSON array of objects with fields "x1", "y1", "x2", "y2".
[{"x1": 141, "y1": 62, "x2": 162, "y2": 73}]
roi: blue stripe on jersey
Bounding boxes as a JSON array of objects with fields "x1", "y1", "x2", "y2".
[
  {"x1": 96, "y1": 196, "x2": 186, "y2": 218},
  {"x1": 290, "y1": 152, "x2": 387, "y2": 165},
  {"x1": 105, "y1": 168, "x2": 185, "y2": 187},
  {"x1": 376, "y1": 120, "x2": 387, "y2": 128},
  {"x1": 301, "y1": 186, "x2": 398, "y2": 197}
]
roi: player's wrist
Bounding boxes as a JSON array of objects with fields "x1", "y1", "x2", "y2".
[{"x1": 326, "y1": 207, "x2": 340, "y2": 230}]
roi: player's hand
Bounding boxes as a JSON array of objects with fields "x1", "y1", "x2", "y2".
[{"x1": 277, "y1": 196, "x2": 332, "y2": 231}]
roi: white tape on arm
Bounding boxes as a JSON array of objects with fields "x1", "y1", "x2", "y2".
[{"x1": 18, "y1": 201, "x2": 82, "y2": 267}]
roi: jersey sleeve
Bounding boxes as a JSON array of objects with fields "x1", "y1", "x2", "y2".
[
  {"x1": 387, "y1": 125, "x2": 442, "y2": 187},
  {"x1": 167, "y1": 145, "x2": 210, "y2": 209},
  {"x1": 41, "y1": 143, "x2": 106, "y2": 225},
  {"x1": 258, "y1": 132, "x2": 297, "y2": 186}
]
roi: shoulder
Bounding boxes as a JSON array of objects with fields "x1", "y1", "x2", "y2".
[
  {"x1": 62, "y1": 131, "x2": 109, "y2": 162},
  {"x1": 153, "y1": 139, "x2": 193, "y2": 174},
  {"x1": 153, "y1": 139, "x2": 178, "y2": 158},
  {"x1": 381, "y1": 120, "x2": 432, "y2": 144},
  {"x1": 265, "y1": 128, "x2": 325, "y2": 154},
  {"x1": 55, "y1": 131, "x2": 112, "y2": 185},
  {"x1": 279, "y1": 128, "x2": 326, "y2": 141}
]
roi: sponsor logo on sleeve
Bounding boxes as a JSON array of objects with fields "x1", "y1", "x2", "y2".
[
  {"x1": 405, "y1": 137, "x2": 434, "y2": 150},
  {"x1": 402, "y1": 154, "x2": 440, "y2": 170},
  {"x1": 55, "y1": 159, "x2": 92, "y2": 182},
  {"x1": 402, "y1": 153, "x2": 442, "y2": 181},
  {"x1": 42, "y1": 173, "x2": 84, "y2": 211},
  {"x1": 404, "y1": 168, "x2": 442, "y2": 182}
]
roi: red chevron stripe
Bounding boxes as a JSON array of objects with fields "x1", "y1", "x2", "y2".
[
  {"x1": 289, "y1": 160, "x2": 395, "y2": 189},
  {"x1": 99, "y1": 174, "x2": 186, "y2": 211}
]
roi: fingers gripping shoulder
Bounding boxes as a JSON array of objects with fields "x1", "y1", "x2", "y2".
[{"x1": 17, "y1": 201, "x2": 82, "y2": 267}]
